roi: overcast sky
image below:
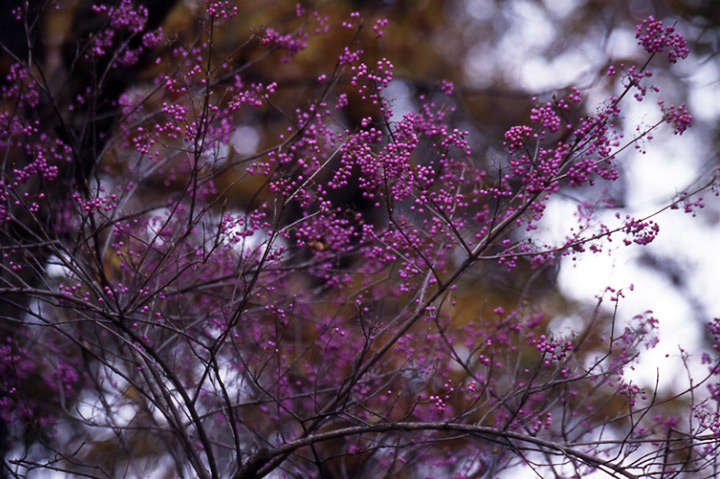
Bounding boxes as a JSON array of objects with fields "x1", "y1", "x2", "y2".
[{"x1": 471, "y1": 0, "x2": 720, "y2": 391}]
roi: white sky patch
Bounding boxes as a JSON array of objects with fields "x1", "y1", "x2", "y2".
[
  {"x1": 231, "y1": 125, "x2": 260, "y2": 156},
  {"x1": 75, "y1": 390, "x2": 106, "y2": 425},
  {"x1": 194, "y1": 350, "x2": 254, "y2": 407},
  {"x1": 45, "y1": 253, "x2": 74, "y2": 279},
  {"x1": 520, "y1": 48, "x2": 596, "y2": 90},
  {"x1": 198, "y1": 139, "x2": 230, "y2": 169},
  {"x1": 687, "y1": 60, "x2": 720, "y2": 121},
  {"x1": 221, "y1": 208, "x2": 284, "y2": 258},
  {"x1": 73, "y1": 367, "x2": 154, "y2": 429},
  {"x1": 10, "y1": 444, "x2": 69, "y2": 479},
  {"x1": 556, "y1": 244, "x2": 702, "y2": 387},
  {"x1": 622, "y1": 119, "x2": 705, "y2": 208},
  {"x1": 542, "y1": 0, "x2": 577, "y2": 18},
  {"x1": 606, "y1": 27, "x2": 639, "y2": 60},
  {"x1": 143, "y1": 205, "x2": 283, "y2": 261},
  {"x1": 686, "y1": 219, "x2": 720, "y2": 315},
  {"x1": 464, "y1": 43, "x2": 497, "y2": 88},
  {"x1": 508, "y1": 0, "x2": 556, "y2": 51},
  {"x1": 146, "y1": 206, "x2": 173, "y2": 246},
  {"x1": 482, "y1": 0, "x2": 557, "y2": 86},
  {"x1": 464, "y1": 0, "x2": 498, "y2": 21},
  {"x1": 468, "y1": 0, "x2": 604, "y2": 91},
  {"x1": 384, "y1": 80, "x2": 415, "y2": 123}
]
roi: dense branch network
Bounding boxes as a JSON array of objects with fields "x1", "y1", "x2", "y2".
[{"x1": 0, "y1": 2, "x2": 718, "y2": 479}]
